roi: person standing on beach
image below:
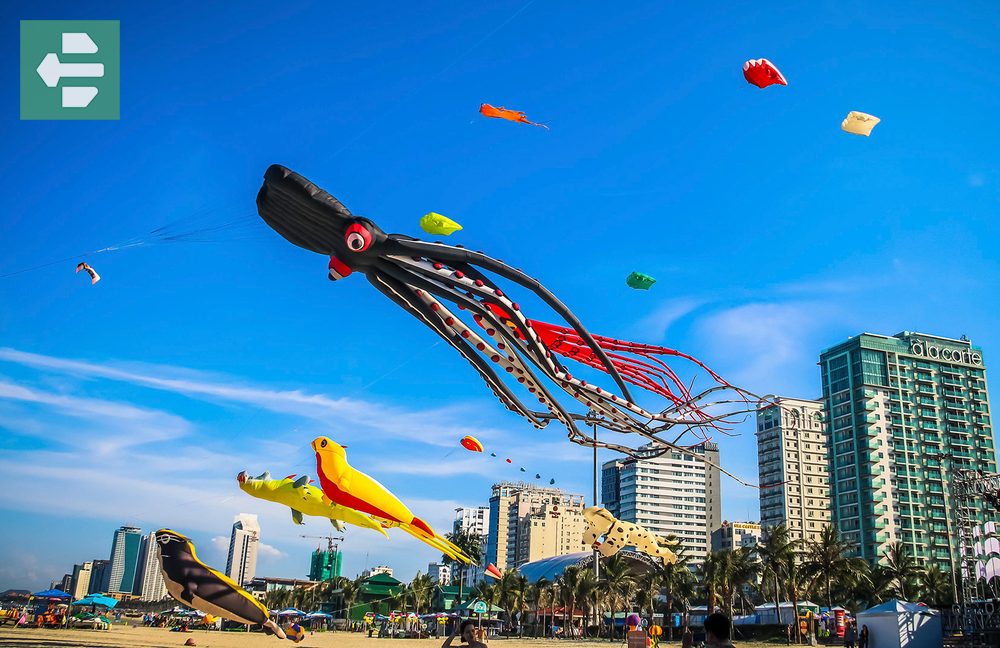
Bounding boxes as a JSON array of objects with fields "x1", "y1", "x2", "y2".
[{"x1": 442, "y1": 619, "x2": 487, "y2": 648}]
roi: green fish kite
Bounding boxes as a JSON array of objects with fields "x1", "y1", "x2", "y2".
[
  {"x1": 237, "y1": 470, "x2": 388, "y2": 537},
  {"x1": 419, "y1": 212, "x2": 463, "y2": 236},
  {"x1": 626, "y1": 271, "x2": 656, "y2": 290}
]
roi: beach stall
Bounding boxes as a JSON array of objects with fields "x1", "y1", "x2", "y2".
[{"x1": 856, "y1": 600, "x2": 941, "y2": 648}]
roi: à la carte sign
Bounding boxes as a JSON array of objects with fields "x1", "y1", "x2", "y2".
[{"x1": 909, "y1": 339, "x2": 983, "y2": 366}]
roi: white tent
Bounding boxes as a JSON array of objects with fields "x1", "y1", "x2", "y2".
[
  {"x1": 856, "y1": 600, "x2": 941, "y2": 648},
  {"x1": 754, "y1": 601, "x2": 819, "y2": 625}
]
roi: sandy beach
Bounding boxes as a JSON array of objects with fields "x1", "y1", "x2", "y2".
[{"x1": 0, "y1": 628, "x2": 782, "y2": 648}]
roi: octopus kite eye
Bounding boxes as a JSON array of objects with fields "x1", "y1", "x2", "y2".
[
  {"x1": 321, "y1": 439, "x2": 328, "y2": 448},
  {"x1": 345, "y1": 223, "x2": 372, "y2": 252}
]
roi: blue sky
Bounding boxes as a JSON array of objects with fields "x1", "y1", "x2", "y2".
[{"x1": 2, "y1": 0, "x2": 1000, "y2": 590}]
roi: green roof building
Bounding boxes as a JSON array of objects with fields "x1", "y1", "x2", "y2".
[
  {"x1": 819, "y1": 331, "x2": 997, "y2": 573},
  {"x1": 347, "y1": 573, "x2": 402, "y2": 620}
]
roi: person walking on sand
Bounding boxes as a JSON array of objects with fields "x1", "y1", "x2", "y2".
[
  {"x1": 443, "y1": 620, "x2": 487, "y2": 648},
  {"x1": 859, "y1": 624, "x2": 869, "y2": 648}
]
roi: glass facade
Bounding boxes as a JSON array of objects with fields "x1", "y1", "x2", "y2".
[
  {"x1": 819, "y1": 331, "x2": 997, "y2": 572},
  {"x1": 108, "y1": 526, "x2": 142, "y2": 594}
]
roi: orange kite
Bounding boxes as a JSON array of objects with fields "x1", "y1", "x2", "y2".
[{"x1": 479, "y1": 103, "x2": 549, "y2": 130}]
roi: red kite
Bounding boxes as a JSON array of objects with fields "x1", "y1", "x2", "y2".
[
  {"x1": 743, "y1": 59, "x2": 787, "y2": 89},
  {"x1": 479, "y1": 103, "x2": 549, "y2": 130}
]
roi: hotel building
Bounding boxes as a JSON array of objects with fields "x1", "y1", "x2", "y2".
[
  {"x1": 602, "y1": 442, "x2": 721, "y2": 561},
  {"x1": 226, "y1": 514, "x2": 260, "y2": 586},
  {"x1": 485, "y1": 482, "x2": 589, "y2": 570},
  {"x1": 819, "y1": 331, "x2": 997, "y2": 571},
  {"x1": 756, "y1": 397, "x2": 831, "y2": 543}
]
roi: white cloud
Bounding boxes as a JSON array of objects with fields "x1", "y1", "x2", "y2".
[
  {"x1": 0, "y1": 379, "x2": 190, "y2": 454},
  {"x1": 258, "y1": 542, "x2": 286, "y2": 559},
  {"x1": 695, "y1": 301, "x2": 833, "y2": 397},
  {"x1": 0, "y1": 347, "x2": 510, "y2": 449},
  {"x1": 631, "y1": 298, "x2": 704, "y2": 341}
]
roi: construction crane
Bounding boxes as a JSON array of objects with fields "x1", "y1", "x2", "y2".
[{"x1": 301, "y1": 534, "x2": 344, "y2": 554}]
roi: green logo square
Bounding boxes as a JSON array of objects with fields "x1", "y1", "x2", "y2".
[{"x1": 20, "y1": 20, "x2": 120, "y2": 120}]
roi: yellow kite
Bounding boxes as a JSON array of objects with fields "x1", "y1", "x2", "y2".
[
  {"x1": 312, "y1": 437, "x2": 472, "y2": 562},
  {"x1": 237, "y1": 471, "x2": 388, "y2": 537},
  {"x1": 841, "y1": 111, "x2": 880, "y2": 136},
  {"x1": 420, "y1": 212, "x2": 463, "y2": 236}
]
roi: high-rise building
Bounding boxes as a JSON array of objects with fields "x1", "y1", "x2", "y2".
[
  {"x1": 88, "y1": 560, "x2": 110, "y2": 594},
  {"x1": 711, "y1": 522, "x2": 763, "y2": 552},
  {"x1": 602, "y1": 442, "x2": 721, "y2": 561},
  {"x1": 485, "y1": 482, "x2": 589, "y2": 570},
  {"x1": 756, "y1": 397, "x2": 831, "y2": 543},
  {"x1": 53, "y1": 574, "x2": 72, "y2": 592},
  {"x1": 360, "y1": 565, "x2": 393, "y2": 579},
  {"x1": 819, "y1": 331, "x2": 997, "y2": 571},
  {"x1": 226, "y1": 514, "x2": 260, "y2": 587},
  {"x1": 454, "y1": 506, "x2": 490, "y2": 538},
  {"x1": 133, "y1": 532, "x2": 168, "y2": 601},
  {"x1": 70, "y1": 562, "x2": 93, "y2": 600},
  {"x1": 108, "y1": 525, "x2": 142, "y2": 594},
  {"x1": 427, "y1": 562, "x2": 451, "y2": 585},
  {"x1": 308, "y1": 547, "x2": 342, "y2": 581}
]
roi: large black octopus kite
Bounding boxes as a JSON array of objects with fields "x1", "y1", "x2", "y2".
[{"x1": 257, "y1": 165, "x2": 767, "y2": 484}]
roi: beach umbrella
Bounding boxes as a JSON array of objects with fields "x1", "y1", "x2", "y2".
[
  {"x1": 31, "y1": 589, "x2": 71, "y2": 600},
  {"x1": 276, "y1": 608, "x2": 307, "y2": 617},
  {"x1": 72, "y1": 594, "x2": 118, "y2": 609},
  {"x1": 305, "y1": 611, "x2": 332, "y2": 619}
]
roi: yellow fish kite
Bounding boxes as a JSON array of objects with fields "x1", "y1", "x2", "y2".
[
  {"x1": 312, "y1": 437, "x2": 472, "y2": 562},
  {"x1": 237, "y1": 471, "x2": 388, "y2": 537}
]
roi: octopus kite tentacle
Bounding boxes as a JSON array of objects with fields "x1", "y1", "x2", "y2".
[{"x1": 256, "y1": 165, "x2": 767, "y2": 484}]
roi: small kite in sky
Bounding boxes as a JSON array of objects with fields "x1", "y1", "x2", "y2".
[
  {"x1": 626, "y1": 272, "x2": 656, "y2": 290},
  {"x1": 420, "y1": 212, "x2": 463, "y2": 236},
  {"x1": 480, "y1": 103, "x2": 549, "y2": 129},
  {"x1": 743, "y1": 58, "x2": 787, "y2": 88},
  {"x1": 76, "y1": 262, "x2": 100, "y2": 285},
  {"x1": 841, "y1": 111, "x2": 880, "y2": 136},
  {"x1": 460, "y1": 436, "x2": 484, "y2": 452}
]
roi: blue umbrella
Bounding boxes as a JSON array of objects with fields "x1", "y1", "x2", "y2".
[
  {"x1": 32, "y1": 589, "x2": 71, "y2": 600},
  {"x1": 72, "y1": 594, "x2": 119, "y2": 609},
  {"x1": 276, "y1": 608, "x2": 307, "y2": 616}
]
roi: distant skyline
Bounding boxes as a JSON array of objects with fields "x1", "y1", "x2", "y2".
[{"x1": 3, "y1": 0, "x2": 1000, "y2": 589}]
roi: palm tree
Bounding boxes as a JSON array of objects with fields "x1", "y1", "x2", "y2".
[
  {"x1": 601, "y1": 555, "x2": 636, "y2": 639},
  {"x1": 661, "y1": 540, "x2": 694, "y2": 640},
  {"x1": 702, "y1": 551, "x2": 724, "y2": 614},
  {"x1": 920, "y1": 565, "x2": 952, "y2": 607},
  {"x1": 799, "y1": 525, "x2": 868, "y2": 609},
  {"x1": 883, "y1": 542, "x2": 923, "y2": 600},
  {"x1": 558, "y1": 566, "x2": 583, "y2": 637},
  {"x1": 444, "y1": 530, "x2": 484, "y2": 604},
  {"x1": 721, "y1": 548, "x2": 760, "y2": 621},
  {"x1": 535, "y1": 577, "x2": 552, "y2": 637},
  {"x1": 410, "y1": 572, "x2": 432, "y2": 616},
  {"x1": 636, "y1": 569, "x2": 662, "y2": 625},
  {"x1": 754, "y1": 524, "x2": 798, "y2": 631},
  {"x1": 575, "y1": 568, "x2": 599, "y2": 637},
  {"x1": 341, "y1": 577, "x2": 361, "y2": 619},
  {"x1": 512, "y1": 573, "x2": 529, "y2": 637}
]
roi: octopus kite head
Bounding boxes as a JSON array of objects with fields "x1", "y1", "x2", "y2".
[{"x1": 257, "y1": 165, "x2": 388, "y2": 278}]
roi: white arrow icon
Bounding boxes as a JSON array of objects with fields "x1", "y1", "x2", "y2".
[
  {"x1": 36, "y1": 53, "x2": 104, "y2": 88},
  {"x1": 35, "y1": 32, "x2": 104, "y2": 108}
]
